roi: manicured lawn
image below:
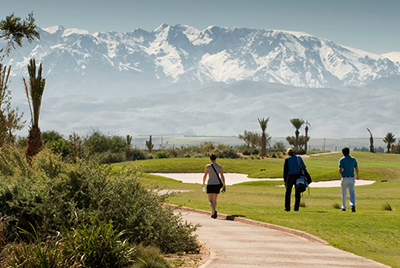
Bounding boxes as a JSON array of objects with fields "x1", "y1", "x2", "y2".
[{"x1": 113, "y1": 152, "x2": 400, "y2": 268}]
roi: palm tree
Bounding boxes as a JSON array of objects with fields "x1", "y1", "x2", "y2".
[
  {"x1": 0, "y1": 13, "x2": 39, "y2": 60},
  {"x1": 24, "y1": 59, "x2": 46, "y2": 162},
  {"x1": 366, "y1": 128, "x2": 374, "y2": 153},
  {"x1": 290, "y1": 118, "x2": 305, "y2": 149},
  {"x1": 258, "y1": 117, "x2": 270, "y2": 157},
  {"x1": 383, "y1": 132, "x2": 396, "y2": 153},
  {"x1": 304, "y1": 121, "x2": 310, "y2": 153}
]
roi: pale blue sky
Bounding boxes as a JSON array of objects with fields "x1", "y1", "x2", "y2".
[{"x1": 1, "y1": 0, "x2": 399, "y2": 54}]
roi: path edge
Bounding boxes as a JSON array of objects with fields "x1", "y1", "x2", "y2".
[{"x1": 166, "y1": 204, "x2": 329, "y2": 245}]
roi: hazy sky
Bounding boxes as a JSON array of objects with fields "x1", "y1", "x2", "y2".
[{"x1": 1, "y1": 0, "x2": 399, "y2": 54}]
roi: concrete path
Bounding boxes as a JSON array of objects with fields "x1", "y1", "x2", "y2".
[{"x1": 177, "y1": 207, "x2": 389, "y2": 268}]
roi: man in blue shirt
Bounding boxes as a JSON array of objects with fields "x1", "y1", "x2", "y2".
[
  {"x1": 339, "y1": 147, "x2": 359, "y2": 212},
  {"x1": 283, "y1": 148, "x2": 307, "y2": 211}
]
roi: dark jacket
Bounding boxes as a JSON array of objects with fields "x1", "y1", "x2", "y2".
[{"x1": 283, "y1": 155, "x2": 306, "y2": 182}]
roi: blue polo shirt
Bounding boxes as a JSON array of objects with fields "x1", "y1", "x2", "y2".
[{"x1": 339, "y1": 155, "x2": 358, "y2": 177}]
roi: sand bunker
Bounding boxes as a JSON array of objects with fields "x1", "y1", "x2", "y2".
[{"x1": 150, "y1": 173, "x2": 374, "y2": 187}]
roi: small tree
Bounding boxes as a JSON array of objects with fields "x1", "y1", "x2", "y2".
[
  {"x1": 286, "y1": 135, "x2": 309, "y2": 150},
  {"x1": 0, "y1": 64, "x2": 25, "y2": 147},
  {"x1": 67, "y1": 132, "x2": 84, "y2": 162},
  {"x1": 146, "y1": 135, "x2": 154, "y2": 153},
  {"x1": 238, "y1": 130, "x2": 262, "y2": 149},
  {"x1": 258, "y1": 117, "x2": 270, "y2": 157},
  {"x1": 383, "y1": 132, "x2": 396, "y2": 153},
  {"x1": 24, "y1": 59, "x2": 46, "y2": 162}
]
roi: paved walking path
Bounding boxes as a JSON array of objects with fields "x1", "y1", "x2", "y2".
[{"x1": 177, "y1": 207, "x2": 389, "y2": 268}]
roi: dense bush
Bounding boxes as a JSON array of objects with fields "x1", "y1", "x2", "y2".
[
  {"x1": 154, "y1": 151, "x2": 170, "y2": 159},
  {"x1": 0, "y1": 219, "x2": 171, "y2": 267},
  {"x1": 240, "y1": 146, "x2": 259, "y2": 156},
  {"x1": 127, "y1": 147, "x2": 147, "y2": 161},
  {"x1": 164, "y1": 142, "x2": 239, "y2": 159},
  {"x1": 0, "y1": 147, "x2": 199, "y2": 255}
]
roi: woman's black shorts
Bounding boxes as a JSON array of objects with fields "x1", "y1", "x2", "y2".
[{"x1": 207, "y1": 184, "x2": 222, "y2": 194}]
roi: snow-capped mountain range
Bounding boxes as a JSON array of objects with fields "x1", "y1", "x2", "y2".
[
  {"x1": 4, "y1": 24, "x2": 400, "y2": 90},
  {"x1": 3, "y1": 24, "x2": 400, "y2": 139}
]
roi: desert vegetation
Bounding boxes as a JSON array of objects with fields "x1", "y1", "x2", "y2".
[{"x1": 0, "y1": 147, "x2": 199, "y2": 267}]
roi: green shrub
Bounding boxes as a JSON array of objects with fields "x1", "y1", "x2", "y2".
[
  {"x1": 0, "y1": 148, "x2": 199, "y2": 254},
  {"x1": 154, "y1": 151, "x2": 170, "y2": 159},
  {"x1": 1, "y1": 220, "x2": 170, "y2": 268},
  {"x1": 127, "y1": 148, "x2": 147, "y2": 161},
  {"x1": 0, "y1": 225, "x2": 65, "y2": 268},
  {"x1": 64, "y1": 219, "x2": 138, "y2": 267}
]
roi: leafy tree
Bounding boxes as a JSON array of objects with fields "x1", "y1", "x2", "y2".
[
  {"x1": 258, "y1": 117, "x2": 270, "y2": 157},
  {"x1": 0, "y1": 13, "x2": 40, "y2": 60},
  {"x1": 42, "y1": 130, "x2": 64, "y2": 144},
  {"x1": 290, "y1": 118, "x2": 305, "y2": 149},
  {"x1": 0, "y1": 64, "x2": 25, "y2": 147},
  {"x1": 273, "y1": 141, "x2": 286, "y2": 152},
  {"x1": 68, "y1": 132, "x2": 84, "y2": 161},
  {"x1": 24, "y1": 59, "x2": 46, "y2": 162},
  {"x1": 238, "y1": 130, "x2": 261, "y2": 149},
  {"x1": 286, "y1": 135, "x2": 309, "y2": 150},
  {"x1": 383, "y1": 132, "x2": 396, "y2": 153}
]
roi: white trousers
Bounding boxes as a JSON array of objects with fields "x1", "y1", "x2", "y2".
[{"x1": 341, "y1": 177, "x2": 355, "y2": 209}]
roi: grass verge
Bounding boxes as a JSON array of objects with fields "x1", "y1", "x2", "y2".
[{"x1": 115, "y1": 152, "x2": 400, "y2": 268}]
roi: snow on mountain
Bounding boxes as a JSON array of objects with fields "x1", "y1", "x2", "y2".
[
  {"x1": 382, "y1": 52, "x2": 400, "y2": 63},
  {"x1": 3, "y1": 24, "x2": 400, "y2": 138},
  {"x1": 4, "y1": 24, "x2": 400, "y2": 91}
]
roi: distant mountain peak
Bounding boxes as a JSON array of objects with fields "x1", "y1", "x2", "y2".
[
  {"x1": 42, "y1": 25, "x2": 65, "y2": 34},
  {"x1": 5, "y1": 24, "x2": 400, "y2": 89}
]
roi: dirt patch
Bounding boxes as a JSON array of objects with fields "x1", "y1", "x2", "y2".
[{"x1": 167, "y1": 243, "x2": 211, "y2": 267}]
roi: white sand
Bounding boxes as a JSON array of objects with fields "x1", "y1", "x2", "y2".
[{"x1": 150, "y1": 173, "x2": 375, "y2": 187}]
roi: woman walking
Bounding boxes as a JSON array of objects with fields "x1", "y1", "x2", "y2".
[{"x1": 202, "y1": 154, "x2": 226, "y2": 219}]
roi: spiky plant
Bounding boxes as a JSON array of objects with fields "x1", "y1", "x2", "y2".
[
  {"x1": 258, "y1": 117, "x2": 270, "y2": 157},
  {"x1": 146, "y1": 135, "x2": 154, "y2": 153},
  {"x1": 290, "y1": 118, "x2": 305, "y2": 149},
  {"x1": 24, "y1": 59, "x2": 45, "y2": 163},
  {"x1": 126, "y1": 134, "x2": 133, "y2": 161}
]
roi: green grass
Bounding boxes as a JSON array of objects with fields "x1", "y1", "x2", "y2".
[{"x1": 114, "y1": 152, "x2": 400, "y2": 268}]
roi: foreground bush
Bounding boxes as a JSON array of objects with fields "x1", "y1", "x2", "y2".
[
  {"x1": 0, "y1": 147, "x2": 199, "y2": 255},
  {"x1": 1, "y1": 220, "x2": 171, "y2": 267}
]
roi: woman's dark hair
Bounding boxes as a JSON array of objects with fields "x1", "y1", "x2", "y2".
[
  {"x1": 342, "y1": 147, "x2": 350, "y2": 156},
  {"x1": 210, "y1": 153, "x2": 217, "y2": 161}
]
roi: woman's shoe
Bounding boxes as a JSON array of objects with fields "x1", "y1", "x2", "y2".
[{"x1": 213, "y1": 211, "x2": 217, "y2": 219}]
